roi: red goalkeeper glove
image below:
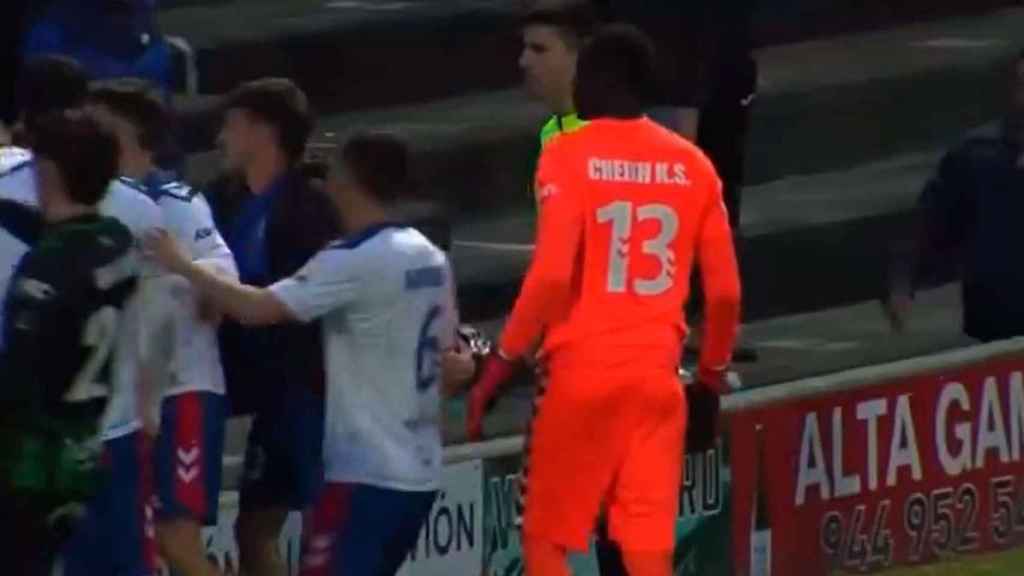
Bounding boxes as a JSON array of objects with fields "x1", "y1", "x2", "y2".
[{"x1": 466, "y1": 351, "x2": 517, "y2": 442}]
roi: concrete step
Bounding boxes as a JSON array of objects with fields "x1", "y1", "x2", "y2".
[
  {"x1": 169, "y1": 9, "x2": 1020, "y2": 328},
  {"x1": 177, "y1": 8, "x2": 1022, "y2": 199},
  {"x1": 159, "y1": 1, "x2": 1021, "y2": 118},
  {"x1": 161, "y1": 0, "x2": 522, "y2": 114}
]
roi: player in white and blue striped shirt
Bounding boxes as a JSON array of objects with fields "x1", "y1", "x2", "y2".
[{"x1": 147, "y1": 132, "x2": 475, "y2": 576}]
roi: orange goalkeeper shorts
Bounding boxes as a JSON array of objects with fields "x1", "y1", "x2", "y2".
[{"x1": 521, "y1": 364, "x2": 685, "y2": 553}]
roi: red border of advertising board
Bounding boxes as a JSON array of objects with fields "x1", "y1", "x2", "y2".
[{"x1": 729, "y1": 353, "x2": 1024, "y2": 575}]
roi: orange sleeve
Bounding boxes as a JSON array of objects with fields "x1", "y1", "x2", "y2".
[
  {"x1": 499, "y1": 146, "x2": 584, "y2": 359},
  {"x1": 696, "y1": 177, "x2": 742, "y2": 387}
]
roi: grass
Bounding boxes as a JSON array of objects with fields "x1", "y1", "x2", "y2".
[{"x1": 837, "y1": 548, "x2": 1024, "y2": 576}]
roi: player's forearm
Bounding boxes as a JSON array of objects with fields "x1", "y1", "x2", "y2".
[
  {"x1": 0, "y1": 199, "x2": 43, "y2": 244},
  {"x1": 499, "y1": 271, "x2": 571, "y2": 358},
  {"x1": 697, "y1": 200, "x2": 742, "y2": 385},
  {"x1": 700, "y1": 292, "x2": 741, "y2": 376},
  {"x1": 501, "y1": 190, "x2": 580, "y2": 358},
  {"x1": 442, "y1": 350, "x2": 476, "y2": 397},
  {"x1": 194, "y1": 252, "x2": 239, "y2": 280},
  {"x1": 699, "y1": 256, "x2": 741, "y2": 377},
  {"x1": 181, "y1": 261, "x2": 289, "y2": 326}
]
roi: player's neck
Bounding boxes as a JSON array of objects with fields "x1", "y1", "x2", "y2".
[
  {"x1": 245, "y1": 149, "x2": 290, "y2": 195},
  {"x1": 551, "y1": 93, "x2": 575, "y2": 118},
  {"x1": 341, "y1": 204, "x2": 394, "y2": 237},
  {"x1": 121, "y1": 153, "x2": 156, "y2": 182}
]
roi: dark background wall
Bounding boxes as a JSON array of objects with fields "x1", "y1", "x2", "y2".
[
  {"x1": 753, "y1": 0, "x2": 1022, "y2": 44},
  {"x1": 158, "y1": 0, "x2": 1024, "y2": 44}
]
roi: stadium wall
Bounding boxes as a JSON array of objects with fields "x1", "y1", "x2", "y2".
[{"x1": 196, "y1": 338, "x2": 1024, "y2": 575}]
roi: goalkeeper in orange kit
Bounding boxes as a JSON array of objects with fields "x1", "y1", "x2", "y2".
[{"x1": 465, "y1": 25, "x2": 741, "y2": 576}]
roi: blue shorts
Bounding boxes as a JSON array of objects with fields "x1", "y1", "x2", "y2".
[
  {"x1": 60, "y1": 431, "x2": 156, "y2": 576},
  {"x1": 240, "y1": 385, "x2": 324, "y2": 510},
  {"x1": 300, "y1": 483, "x2": 437, "y2": 576},
  {"x1": 154, "y1": 391, "x2": 227, "y2": 525}
]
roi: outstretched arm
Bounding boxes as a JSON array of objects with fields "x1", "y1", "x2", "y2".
[
  {"x1": 499, "y1": 152, "x2": 584, "y2": 359},
  {"x1": 145, "y1": 229, "x2": 292, "y2": 326}
]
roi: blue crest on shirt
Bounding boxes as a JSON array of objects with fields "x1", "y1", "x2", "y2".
[{"x1": 404, "y1": 266, "x2": 444, "y2": 291}]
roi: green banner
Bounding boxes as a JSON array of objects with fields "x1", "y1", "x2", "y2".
[
  {"x1": 676, "y1": 439, "x2": 733, "y2": 575},
  {"x1": 482, "y1": 440, "x2": 733, "y2": 575}
]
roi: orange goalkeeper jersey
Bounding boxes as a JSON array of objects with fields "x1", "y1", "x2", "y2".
[{"x1": 499, "y1": 117, "x2": 741, "y2": 375}]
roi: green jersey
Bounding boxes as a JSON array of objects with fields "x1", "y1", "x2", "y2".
[
  {"x1": 539, "y1": 112, "x2": 587, "y2": 148},
  {"x1": 530, "y1": 113, "x2": 588, "y2": 200},
  {"x1": 0, "y1": 214, "x2": 137, "y2": 508}
]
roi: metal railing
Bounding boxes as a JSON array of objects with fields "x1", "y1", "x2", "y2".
[{"x1": 442, "y1": 337, "x2": 1024, "y2": 464}]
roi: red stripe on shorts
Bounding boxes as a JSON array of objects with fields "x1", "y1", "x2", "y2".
[
  {"x1": 174, "y1": 392, "x2": 207, "y2": 518},
  {"x1": 138, "y1": 433, "x2": 158, "y2": 572},
  {"x1": 301, "y1": 484, "x2": 355, "y2": 576}
]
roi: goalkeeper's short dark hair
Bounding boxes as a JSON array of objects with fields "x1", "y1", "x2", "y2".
[
  {"x1": 87, "y1": 78, "x2": 170, "y2": 154},
  {"x1": 574, "y1": 24, "x2": 659, "y2": 115},
  {"x1": 224, "y1": 78, "x2": 313, "y2": 164},
  {"x1": 32, "y1": 111, "x2": 118, "y2": 207}
]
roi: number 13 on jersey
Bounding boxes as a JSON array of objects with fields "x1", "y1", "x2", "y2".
[{"x1": 597, "y1": 201, "x2": 679, "y2": 296}]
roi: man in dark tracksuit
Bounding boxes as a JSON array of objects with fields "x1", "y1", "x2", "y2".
[
  {"x1": 205, "y1": 78, "x2": 340, "y2": 576},
  {"x1": 591, "y1": 0, "x2": 757, "y2": 228},
  {"x1": 695, "y1": 0, "x2": 758, "y2": 234},
  {"x1": 888, "y1": 50, "x2": 1024, "y2": 342}
]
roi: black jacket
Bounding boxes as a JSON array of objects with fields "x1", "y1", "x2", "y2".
[
  {"x1": 915, "y1": 123, "x2": 1024, "y2": 342},
  {"x1": 206, "y1": 170, "x2": 340, "y2": 414}
]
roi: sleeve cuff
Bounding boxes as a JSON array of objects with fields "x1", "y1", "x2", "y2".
[{"x1": 268, "y1": 279, "x2": 315, "y2": 323}]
